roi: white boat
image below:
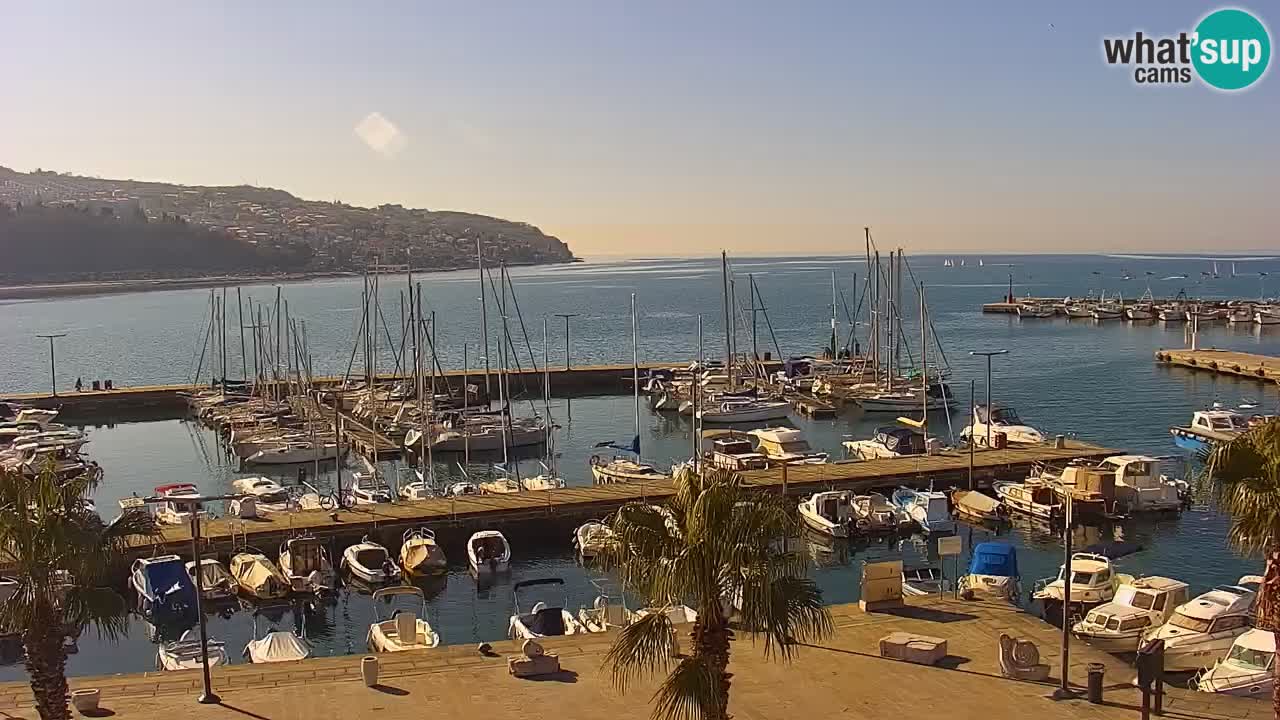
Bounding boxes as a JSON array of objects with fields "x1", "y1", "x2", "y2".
[
  {"x1": 158, "y1": 629, "x2": 228, "y2": 671},
  {"x1": 850, "y1": 492, "x2": 904, "y2": 533},
  {"x1": 229, "y1": 551, "x2": 290, "y2": 600},
  {"x1": 992, "y1": 480, "x2": 1060, "y2": 521},
  {"x1": 1033, "y1": 553, "x2": 1130, "y2": 609},
  {"x1": 13, "y1": 408, "x2": 58, "y2": 427},
  {"x1": 962, "y1": 405, "x2": 1045, "y2": 446},
  {"x1": 574, "y1": 521, "x2": 615, "y2": 558},
  {"x1": 1196, "y1": 628, "x2": 1275, "y2": 697},
  {"x1": 797, "y1": 491, "x2": 853, "y2": 538},
  {"x1": 246, "y1": 441, "x2": 340, "y2": 465},
  {"x1": 467, "y1": 530, "x2": 511, "y2": 574},
  {"x1": 1091, "y1": 304, "x2": 1123, "y2": 320},
  {"x1": 152, "y1": 483, "x2": 206, "y2": 526},
  {"x1": 1064, "y1": 304, "x2": 1093, "y2": 318},
  {"x1": 367, "y1": 586, "x2": 440, "y2": 652},
  {"x1": 1071, "y1": 576, "x2": 1190, "y2": 653},
  {"x1": 230, "y1": 476, "x2": 297, "y2": 515},
  {"x1": 278, "y1": 535, "x2": 335, "y2": 593},
  {"x1": 950, "y1": 489, "x2": 1005, "y2": 523},
  {"x1": 1157, "y1": 305, "x2": 1186, "y2": 322},
  {"x1": 400, "y1": 528, "x2": 448, "y2": 577},
  {"x1": 856, "y1": 384, "x2": 954, "y2": 413},
  {"x1": 341, "y1": 536, "x2": 401, "y2": 584},
  {"x1": 590, "y1": 456, "x2": 669, "y2": 484},
  {"x1": 843, "y1": 426, "x2": 934, "y2": 460},
  {"x1": 185, "y1": 558, "x2": 236, "y2": 603},
  {"x1": 244, "y1": 630, "x2": 311, "y2": 664},
  {"x1": 578, "y1": 593, "x2": 632, "y2": 633},
  {"x1": 1098, "y1": 455, "x2": 1185, "y2": 513},
  {"x1": 748, "y1": 427, "x2": 828, "y2": 464},
  {"x1": 1125, "y1": 305, "x2": 1155, "y2": 321},
  {"x1": 419, "y1": 417, "x2": 548, "y2": 452},
  {"x1": 478, "y1": 476, "x2": 521, "y2": 494},
  {"x1": 443, "y1": 481, "x2": 479, "y2": 496},
  {"x1": 634, "y1": 604, "x2": 698, "y2": 627},
  {"x1": 521, "y1": 473, "x2": 566, "y2": 491},
  {"x1": 1144, "y1": 575, "x2": 1262, "y2": 672},
  {"x1": 958, "y1": 542, "x2": 1020, "y2": 602},
  {"x1": 697, "y1": 398, "x2": 791, "y2": 424},
  {"x1": 1170, "y1": 409, "x2": 1250, "y2": 453},
  {"x1": 1226, "y1": 306, "x2": 1255, "y2": 324},
  {"x1": 509, "y1": 578, "x2": 587, "y2": 639},
  {"x1": 1017, "y1": 303, "x2": 1055, "y2": 319},
  {"x1": 398, "y1": 479, "x2": 434, "y2": 500},
  {"x1": 1186, "y1": 306, "x2": 1225, "y2": 322},
  {"x1": 891, "y1": 487, "x2": 955, "y2": 534},
  {"x1": 1256, "y1": 310, "x2": 1280, "y2": 325},
  {"x1": 343, "y1": 475, "x2": 394, "y2": 505},
  {"x1": 902, "y1": 566, "x2": 947, "y2": 596}
]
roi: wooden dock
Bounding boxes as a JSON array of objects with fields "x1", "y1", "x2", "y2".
[
  {"x1": 141, "y1": 439, "x2": 1115, "y2": 559},
  {"x1": 1156, "y1": 348, "x2": 1280, "y2": 384}
]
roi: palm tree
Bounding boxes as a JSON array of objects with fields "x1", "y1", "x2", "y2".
[
  {"x1": 0, "y1": 461, "x2": 158, "y2": 720},
  {"x1": 600, "y1": 466, "x2": 831, "y2": 720},
  {"x1": 1203, "y1": 417, "x2": 1280, "y2": 718}
]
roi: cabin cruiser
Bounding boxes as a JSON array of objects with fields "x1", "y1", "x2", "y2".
[
  {"x1": 1196, "y1": 629, "x2": 1275, "y2": 697},
  {"x1": 950, "y1": 489, "x2": 1006, "y2": 523},
  {"x1": 1033, "y1": 553, "x2": 1130, "y2": 610},
  {"x1": 130, "y1": 555, "x2": 197, "y2": 618},
  {"x1": 229, "y1": 551, "x2": 290, "y2": 600},
  {"x1": 1071, "y1": 576, "x2": 1190, "y2": 653},
  {"x1": 959, "y1": 542, "x2": 1020, "y2": 602},
  {"x1": 703, "y1": 431, "x2": 769, "y2": 471},
  {"x1": 992, "y1": 480, "x2": 1060, "y2": 521},
  {"x1": 851, "y1": 493, "x2": 904, "y2": 533},
  {"x1": 400, "y1": 528, "x2": 448, "y2": 577},
  {"x1": 843, "y1": 426, "x2": 935, "y2": 460},
  {"x1": 1031, "y1": 462, "x2": 1123, "y2": 520},
  {"x1": 891, "y1": 488, "x2": 955, "y2": 533},
  {"x1": 230, "y1": 477, "x2": 297, "y2": 514},
  {"x1": 157, "y1": 629, "x2": 228, "y2": 671},
  {"x1": 798, "y1": 491, "x2": 853, "y2": 538},
  {"x1": 902, "y1": 566, "x2": 948, "y2": 596},
  {"x1": 963, "y1": 405, "x2": 1045, "y2": 446},
  {"x1": 367, "y1": 586, "x2": 440, "y2": 652},
  {"x1": 509, "y1": 578, "x2": 587, "y2": 639},
  {"x1": 1099, "y1": 455, "x2": 1185, "y2": 513},
  {"x1": 1170, "y1": 410, "x2": 1250, "y2": 453},
  {"x1": 278, "y1": 535, "x2": 335, "y2": 593},
  {"x1": 341, "y1": 536, "x2": 401, "y2": 584},
  {"x1": 856, "y1": 383, "x2": 954, "y2": 413},
  {"x1": 1144, "y1": 575, "x2": 1262, "y2": 672},
  {"x1": 697, "y1": 398, "x2": 791, "y2": 424},
  {"x1": 186, "y1": 559, "x2": 236, "y2": 603},
  {"x1": 748, "y1": 427, "x2": 828, "y2": 464},
  {"x1": 152, "y1": 483, "x2": 206, "y2": 526},
  {"x1": 590, "y1": 455, "x2": 670, "y2": 484},
  {"x1": 574, "y1": 521, "x2": 616, "y2": 559},
  {"x1": 467, "y1": 530, "x2": 511, "y2": 574}
]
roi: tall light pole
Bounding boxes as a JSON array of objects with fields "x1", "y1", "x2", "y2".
[
  {"x1": 554, "y1": 314, "x2": 580, "y2": 371},
  {"x1": 969, "y1": 349, "x2": 1009, "y2": 448},
  {"x1": 36, "y1": 333, "x2": 67, "y2": 396}
]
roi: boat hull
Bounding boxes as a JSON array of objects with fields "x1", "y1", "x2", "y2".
[{"x1": 1071, "y1": 628, "x2": 1145, "y2": 654}]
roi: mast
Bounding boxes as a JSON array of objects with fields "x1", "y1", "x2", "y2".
[
  {"x1": 220, "y1": 287, "x2": 228, "y2": 389},
  {"x1": 477, "y1": 238, "x2": 492, "y2": 403},
  {"x1": 542, "y1": 317, "x2": 551, "y2": 419},
  {"x1": 920, "y1": 282, "x2": 928, "y2": 449},
  {"x1": 830, "y1": 270, "x2": 838, "y2": 359},
  {"x1": 497, "y1": 264, "x2": 510, "y2": 470},
  {"x1": 694, "y1": 313, "x2": 703, "y2": 464},
  {"x1": 749, "y1": 274, "x2": 758, "y2": 364},
  {"x1": 236, "y1": 287, "x2": 248, "y2": 382},
  {"x1": 721, "y1": 251, "x2": 733, "y2": 389},
  {"x1": 631, "y1": 292, "x2": 640, "y2": 460},
  {"x1": 865, "y1": 228, "x2": 875, "y2": 375}
]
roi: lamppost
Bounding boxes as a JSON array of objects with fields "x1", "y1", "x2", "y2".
[
  {"x1": 36, "y1": 333, "x2": 67, "y2": 396},
  {"x1": 554, "y1": 313, "x2": 580, "y2": 371},
  {"x1": 969, "y1": 349, "x2": 1009, "y2": 448}
]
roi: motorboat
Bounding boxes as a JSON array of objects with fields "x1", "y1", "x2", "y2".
[
  {"x1": 185, "y1": 559, "x2": 236, "y2": 603},
  {"x1": 992, "y1": 480, "x2": 1060, "y2": 521},
  {"x1": 902, "y1": 566, "x2": 947, "y2": 596},
  {"x1": 1226, "y1": 306, "x2": 1255, "y2": 324},
  {"x1": 1033, "y1": 553, "x2": 1130, "y2": 610},
  {"x1": 398, "y1": 478, "x2": 434, "y2": 500},
  {"x1": 1125, "y1": 304, "x2": 1155, "y2": 321},
  {"x1": 443, "y1": 481, "x2": 479, "y2": 496},
  {"x1": 578, "y1": 593, "x2": 632, "y2": 633},
  {"x1": 1186, "y1": 306, "x2": 1225, "y2": 322},
  {"x1": 590, "y1": 456, "x2": 670, "y2": 484},
  {"x1": 1064, "y1": 303, "x2": 1093, "y2": 319},
  {"x1": 963, "y1": 405, "x2": 1045, "y2": 447},
  {"x1": 797, "y1": 491, "x2": 853, "y2": 538},
  {"x1": 229, "y1": 551, "x2": 290, "y2": 600},
  {"x1": 856, "y1": 383, "x2": 954, "y2": 413},
  {"x1": 230, "y1": 476, "x2": 296, "y2": 515},
  {"x1": 130, "y1": 555, "x2": 197, "y2": 617},
  {"x1": 344, "y1": 474, "x2": 394, "y2": 505},
  {"x1": 703, "y1": 432, "x2": 769, "y2": 471},
  {"x1": 157, "y1": 629, "x2": 228, "y2": 671},
  {"x1": 1157, "y1": 305, "x2": 1186, "y2": 322},
  {"x1": 341, "y1": 536, "x2": 401, "y2": 584},
  {"x1": 1016, "y1": 303, "x2": 1055, "y2": 319},
  {"x1": 574, "y1": 521, "x2": 616, "y2": 559},
  {"x1": 950, "y1": 489, "x2": 1006, "y2": 523},
  {"x1": 1256, "y1": 309, "x2": 1280, "y2": 325},
  {"x1": 367, "y1": 586, "x2": 441, "y2": 652},
  {"x1": 1099, "y1": 455, "x2": 1185, "y2": 513},
  {"x1": 400, "y1": 528, "x2": 448, "y2": 577},
  {"x1": 850, "y1": 493, "x2": 904, "y2": 533},
  {"x1": 1144, "y1": 575, "x2": 1262, "y2": 672},
  {"x1": 477, "y1": 476, "x2": 521, "y2": 494},
  {"x1": 958, "y1": 542, "x2": 1020, "y2": 602},
  {"x1": 467, "y1": 530, "x2": 511, "y2": 574},
  {"x1": 244, "y1": 630, "x2": 311, "y2": 664},
  {"x1": 1170, "y1": 410, "x2": 1250, "y2": 453},
  {"x1": 1071, "y1": 576, "x2": 1190, "y2": 653},
  {"x1": 521, "y1": 473, "x2": 566, "y2": 491},
  {"x1": 748, "y1": 427, "x2": 828, "y2": 464},
  {"x1": 843, "y1": 426, "x2": 934, "y2": 460},
  {"x1": 1032, "y1": 462, "x2": 1122, "y2": 520},
  {"x1": 1196, "y1": 629, "x2": 1275, "y2": 697},
  {"x1": 278, "y1": 535, "x2": 335, "y2": 593},
  {"x1": 152, "y1": 483, "x2": 205, "y2": 526},
  {"x1": 633, "y1": 604, "x2": 698, "y2": 630},
  {"x1": 891, "y1": 487, "x2": 955, "y2": 534},
  {"x1": 1091, "y1": 303, "x2": 1123, "y2": 320},
  {"x1": 509, "y1": 578, "x2": 587, "y2": 639},
  {"x1": 697, "y1": 398, "x2": 791, "y2": 424},
  {"x1": 13, "y1": 408, "x2": 58, "y2": 427},
  {"x1": 246, "y1": 441, "x2": 340, "y2": 465}
]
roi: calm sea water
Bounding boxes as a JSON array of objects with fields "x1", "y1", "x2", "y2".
[{"x1": 2, "y1": 253, "x2": 1279, "y2": 680}]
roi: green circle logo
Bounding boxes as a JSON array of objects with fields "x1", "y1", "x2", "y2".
[{"x1": 1193, "y1": 8, "x2": 1271, "y2": 90}]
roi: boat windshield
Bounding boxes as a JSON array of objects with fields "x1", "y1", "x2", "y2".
[
  {"x1": 1169, "y1": 612, "x2": 1213, "y2": 633},
  {"x1": 1226, "y1": 645, "x2": 1274, "y2": 671},
  {"x1": 1059, "y1": 569, "x2": 1096, "y2": 585},
  {"x1": 991, "y1": 408, "x2": 1021, "y2": 424},
  {"x1": 1131, "y1": 592, "x2": 1156, "y2": 610},
  {"x1": 259, "y1": 490, "x2": 289, "y2": 504},
  {"x1": 778, "y1": 441, "x2": 813, "y2": 453}
]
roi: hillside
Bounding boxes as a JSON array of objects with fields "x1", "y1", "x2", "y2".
[{"x1": 0, "y1": 167, "x2": 577, "y2": 284}]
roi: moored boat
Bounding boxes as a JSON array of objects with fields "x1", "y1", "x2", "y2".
[
  {"x1": 509, "y1": 578, "x2": 587, "y2": 639},
  {"x1": 1144, "y1": 575, "x2": 1262, "y2": 672},
  {"x1": 890, "y1": 487, "x2": 955, "y2": 534},
  {"x1": 1196, "y1": 628, "x2": 1275, "y2": 697},
  {"x1": 950, "y1": 489, "x2": 1006, "y2": 523},
  {"x1": 158, "y1": 630, "x2": 228, "y2": 671},
  {"x1": 341, "y1": 536, "x2": 401, "y2": 584},
  {"x1": 958, "y1": 542, "x2": 1019, "y2": 602},
  {"x1": 797, "y1": 490, "x2": 853, "y2": 538},
  {"x1": 992, "y1": 480, "x2": 1060, "y2": 521},
  {"x1": 400, "y1": 527, "x2": 449, "y2": 577},
  {"x1": 1071, "y1": 576, "x2": 1190, "y2": 653},
  {"x1": 467, "y1": 530, "x2": 511, "y2": 574},
  {"x1": 367, "y1": 586, "x2": 441, "y2": 652}
]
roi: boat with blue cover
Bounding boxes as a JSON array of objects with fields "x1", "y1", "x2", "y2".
[
  {"x1": 958, "y1": 542, "x2": 1020, "y2": 602},
  {"x1": 130, "y1": 555, "x2": 197, "y2": 618}
]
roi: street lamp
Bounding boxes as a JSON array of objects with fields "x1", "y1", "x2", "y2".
[
  {"x1": 554, "y1": 314, "x2": 580, "y2": 371},
  {"x1": 36, "y1": 333, "x2": 67, "y2": 396},
  {"x1": 969, "y1": 349, "x2": 1009, "y2": 448}
]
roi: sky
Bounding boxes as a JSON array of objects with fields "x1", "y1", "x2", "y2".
[{"x1": 1, "y1": 2, "x2": 1277, "y2": 256}]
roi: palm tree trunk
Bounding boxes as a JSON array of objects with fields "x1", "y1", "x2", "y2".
[
  {"x1": 1262, "y1": 546, "x2": 1280, "y2": 720},
  {"x1": 23, "y1": 627, "x2": 69, "y2": 720},
  {"x1": 693, "y1": 606, "x2": 734, "y2": 720}
]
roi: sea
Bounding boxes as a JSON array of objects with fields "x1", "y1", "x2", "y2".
[{"x1": 2, "y1": 253, "x2": 1279, "y2": 680}]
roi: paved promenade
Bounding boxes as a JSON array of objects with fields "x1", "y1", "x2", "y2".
[{"x1": 0, "y1": 598, "x2": 1263, "y2": 719}]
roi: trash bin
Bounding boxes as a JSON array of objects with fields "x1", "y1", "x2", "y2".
[{"x1": 1086, "y1": 662, "x2": 1105, "y2": 704}]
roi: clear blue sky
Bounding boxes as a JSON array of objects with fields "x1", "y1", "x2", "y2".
[{"x1": 2, "y1": 2, "x2": 1276, "y2": 255}]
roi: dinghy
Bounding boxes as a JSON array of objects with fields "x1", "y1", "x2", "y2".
[
  {"x1": 341, "y1": 536, "x2": 401, "y2": 584},
  {"x1": 157, "y1": 629, "x2": 228, "y2": 671},
  {"x1": 367, "y1": 586, "x2": 441, "y2": 652},
  {"x1": 467, "y1": 530, "x2": 511, "y2": 574},
  {"x1": 399, "y1": 528, "x2": 449, "y2": 577},
  {"x1": 509, "y1": 578, "x2": 587, "y2": 639}
]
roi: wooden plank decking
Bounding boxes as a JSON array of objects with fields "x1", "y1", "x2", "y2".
[{"x1": 1156, "y1": 348, "x2": 1280, "y2": 384}]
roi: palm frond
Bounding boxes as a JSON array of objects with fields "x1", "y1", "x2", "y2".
[
  {"x1": 650, "y1": 654, "x2": 721, "y2": 720},
  {"x1": 735, "y1": 574, "x2": 832, "y2": 659},
  {"x1": 604, "y1": 610, "x2": 678, "y2": 691},
  {"x1": 1203, "y1": 418, "x2": 1280, "y2": 554}
]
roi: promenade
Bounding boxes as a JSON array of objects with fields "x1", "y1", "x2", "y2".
[{"x1": 0, "y1": 597, "x2": 1260, "y2": 719}]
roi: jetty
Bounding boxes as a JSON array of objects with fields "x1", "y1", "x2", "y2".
[{"x1": 1155, "y1": 348, "x2": 1280, "y2": 384}]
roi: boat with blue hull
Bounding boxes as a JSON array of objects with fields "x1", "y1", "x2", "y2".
[{"x1": 1170, "y1": 410, "x2": 1250, "y2": 453}]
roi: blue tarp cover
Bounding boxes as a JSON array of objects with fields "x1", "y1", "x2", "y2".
[{"x1": 968, "y1": 542, "x2": 1018, "y2": 577}]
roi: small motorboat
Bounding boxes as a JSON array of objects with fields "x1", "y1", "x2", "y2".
[
  {"x1": 797, "y1": 490, "x2": 853, "y2": 538},
  {"x1": 855, "y1": 384, "x2": 954, "y2": 413},
  {"x1": 1170, "y1": 409, "x2": 1250, "y2": 453},
  {"x1": 186, "y1": 558, "x2": 236, "y2": 603},
  {"x1": 130, "y1": 555, "x2": 197, "y2": 618},
  {"x1": 229, "y1": 476, "x2": 296, "y2": 515},
  {"x1": 246, "y1": 441, "x2": 340, "y2": 465},
  {"x1": 1091, "y1": 304, "x2": 1123, "y2": 320},
  {"x1": 157, "y1": 629, "x2": 228, "y2": 671},
  {"x1": 443, "y1": 481, "x2": 479, "y2": 496},
  {"x1": 1033, "y1": 553, "x2": 1131, "y2": 611},
  {"x1": 950, "y1": 489, "x2": 1006, "y2": 523},
  {"x1": 959, "y1": 542, "x2": 1020, "y2": 602},
  {"x1": 1017, "y1": 303, "x2": 1055, "y2": 319},
  {"x1": 152, "y1": 483, "x2": 205, "y2": 526},
  {"x1": 244, "y1": 630, "x2": 311, "y2": 664},
  {"x1": 344, "y1": 475, "x2": 394, "y2": 505},
  {"x1": 1099, "y1": 455, "x2": 1185, "y2": 513},
  {"x1": 697, "y1": 398, "x2": 790, "y2": 424},
  {"x1": 902, "y1": 566, "x2": 948, "y2": 596},
  {"x1": 1125, "y1": 304, "x2": 1155, "y2": 321},
  {"x1": 578, "y1": 593, "x2": 632, "y2": 633},
  {"x1": 278, "y1": 535, "x2": 335, "y2": 593},
  {"x1": 367, "y1": 586, "x2": 441, "y2": 652},
  {"x1": 509, "y1": 578, "x2": 587, "y2": 639},
  {"x1": 851, "y1": 493, "x2": 903, "y2": 533},
  {"x1": 843, "y1": 426, "x2": 933, "y2": 460},
  {"x1": 992, "y1": 480, "x2": 1060, "y2": 521},
  {"x1": 1157, "y1": 304, "x2": 1186, "y2": 322},
  {"x1": 229, "y1": 551, "x2": 291, "y2": 601},
  {"x1": 467, "y1": 530, "x2": 511, "y2": 574},
  {"x1": 574, "y1": 520, "x2": 616, "y2": 559},
  {"x1": 962, "y1": 405, "x2": 1045, "y2": 447},
  {"x1": 1145, "y1": 575, "x2": 1262, "y2": 672},
  {"x1": 399, "y1": 528, "x2": 448, "y2": 577},
  {"x1": 1196, "y1": 628, "x2": 1275, "y2": 697},
  {"x1": 1226, "y1": 306, "x2": 1255, "y2": 324},
  {"x1": 633, "y1": 604, "x2": 698, "y2": 626},
  {"x1": 589, "y1": 456, "x2": 670, "y2": 484},
  {"x1": 1256, "y1": 309, "x2": 1280, "y2": 325},
  {"x1": 521, "y1": 473, "x2": 566, "y2": 491},
  {"x1": 891, "y1": 487, "x2": 955, "y2": 534},
  {"x1": 747, "y1": 427, "x2": 829, "y2": 464},
  {"x1": 1071, "y1": 576, "x2": 1190, "y2": 653},
  {"x1": 341, "y1": 536, "x2": 401, "y2": 584}
]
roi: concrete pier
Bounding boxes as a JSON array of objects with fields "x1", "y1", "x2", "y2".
[{"x1": 1156, "y1": 347, "x2": 1280, "y2": 384}]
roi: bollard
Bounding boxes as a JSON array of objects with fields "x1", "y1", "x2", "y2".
[{"x1": 1086, "y1": 663, "x2": 1105, "y2": 704}]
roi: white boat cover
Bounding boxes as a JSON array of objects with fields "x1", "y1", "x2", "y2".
[
  {"x1": 245, "y1": 631, "x2": 311, "y2": 663},
  {"x1": 955, "y1": 490, "x2": 1001, "y2": 515}
]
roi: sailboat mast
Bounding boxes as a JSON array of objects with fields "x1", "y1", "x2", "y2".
[
  {"x1": 830, "y1": 270, "x2": 838, "y2": 359},
  {"x1": 542, "y1": 317, "x2": 551, "y2": 418},
  {"x1": 920, "y1": 282, "x2": 928, "y2": 449},
  {"x1": 721, "y1": 251, "x2": 733, "y2": 389},
  {"x1": 477, "y1": 239, "x2": 492, "y2": 404},
  {"x1": 220, "y1": 286, "x2": 228, "y2": 389},
  {"x1": 749, "y1": 274, "x2": 758, "y2": 365},
  {"x1": 631, "y1": 292, "x2": 640, "y2": 459},
  {"x1": 236, "y1": 287, "x2": 248, "y2": 382},
  {"x1": 497, "y1": 266, "x2": 509, "y2": 468},
  {"x1": 693, "y1": 313, "x2": 703, "y2": 463}
]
